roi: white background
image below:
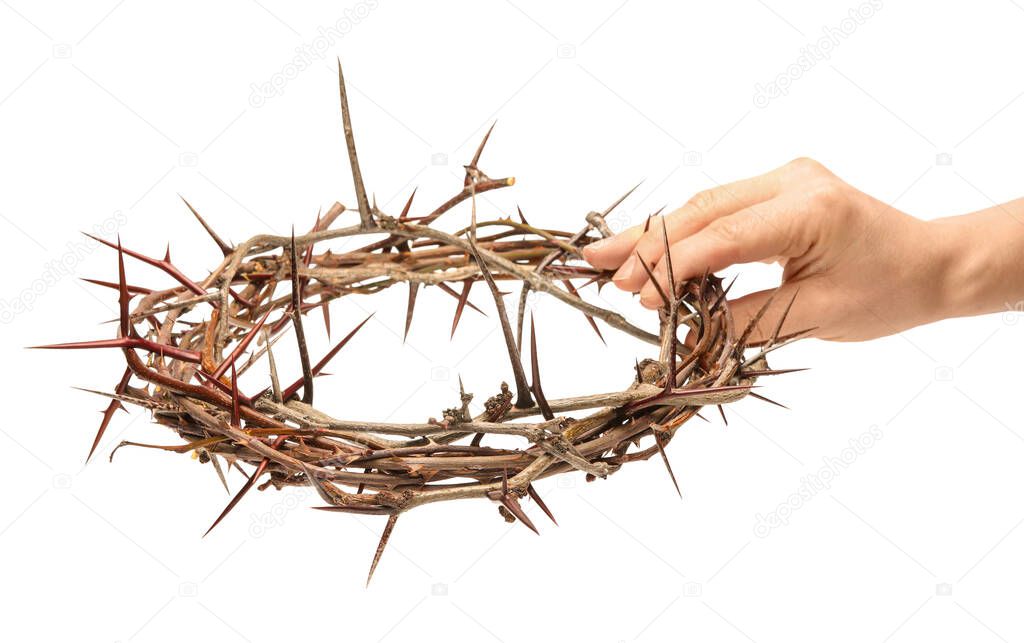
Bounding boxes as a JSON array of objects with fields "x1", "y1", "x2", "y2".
[{"x1": 2, "y1": 1, "x2": 1024, "y2": 641}]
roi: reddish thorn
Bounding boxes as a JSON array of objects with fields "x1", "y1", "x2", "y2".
[{"x1": 526, "y1": 484, "x2": 557, "y2": 526}]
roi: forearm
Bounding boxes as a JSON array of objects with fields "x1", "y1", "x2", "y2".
[{"x1": 933, "y1": 198, "x2": 1024, "y2": 320}]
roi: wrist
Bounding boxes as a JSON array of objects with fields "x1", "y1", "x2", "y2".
[{"x1": 925, "y1": 208, "x2": 1020, "y2": 321}]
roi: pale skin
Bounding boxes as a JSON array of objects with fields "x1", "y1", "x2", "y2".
[{"x1": 582, "y1": 158, "x2": 1024, "y2": 343}]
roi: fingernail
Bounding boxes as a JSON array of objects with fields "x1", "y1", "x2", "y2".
[{"x1": 613, "y1": 256, "x2": 637, "y2": 283}]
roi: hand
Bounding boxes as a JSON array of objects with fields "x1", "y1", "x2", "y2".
[{"x1": 582, "y1": 158, "x2": 964, "y2": 342}]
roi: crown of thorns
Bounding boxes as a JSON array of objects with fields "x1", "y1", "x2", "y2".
[{"x1": 38, "y1": 62, "x2": 806, "y2": 584}]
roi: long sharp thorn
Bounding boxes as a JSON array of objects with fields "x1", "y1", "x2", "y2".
[
  {"x1": 467, "y1": 187, "x2": 533, "y2": 408},
  {"x1": 717, "y1": 405, "x2": 728, "y2": 426},
  {"x1": 290, "y1": 228, "x2": 314, "y2": 404},
  {"x1": 652, "y1": 428, "x2": 682, "y2": 498},
  {"x1": 320, "y1": 295, "x2": 331, "y2": 339},
  {"x1": 601, "y1": 181, "x2": 643, "y2": 217},
  {"x1": 450, "y1": 279, "x2": 473, "y2": 339},
  {"x1": 437, "y1": 282, "x2": 486, "y2": 316},
  {"x1": 709, "y1": 276, "x2": 738, "y2": 315},
  {"x1": 770, "y1": 288, "x2": 800, "y2": 345},
  {"x1": 740, "y1": 367, "x2": 809, "y2": 377},
  {"x1": 81, "y1": 278, "x2": 152, "y2": 295},
  {"x1": 635, "y1": 252, "x2": 669, "y2": 309},
  {"x1": 737, "y1": 290, "x2": 778, "y2": 349},
  {"x1": 230, "y1": 363, "x2": 240, "y2": 427},
  {"x1": 561, "y1": 279, "x2": 605, "y2": 344},
  {"x1": 279, "y1": 314, "x2": 373, "y2": 400},
  {"x1": 179, "y1": 195, "x2": 232, "y2": 256},
  {"x1": 749, "y1": 391, "x2": 789, "y2": 409},
  {"x1": 203, "y1": 459, "x2": 267, "y2": 537},
  {"x1": 659, "y1": 217, "x2": 676, "y2": 301},
  {"x1": 505, "y1": 497, "x2": 539, "y2": 534},
  {"x1": 366, "y1": 514, "x2": 399, "y2": 587},
  {"x1": 337, "y1": 58, "x2": 372, "y2": 228},
  {"x1": 469, "y1": 121, "x2": 496, "y2": 170},
  {"x1": 516, "y1": 205, "x2": 529, "y2": 226},
  {"x1": 117, "y1": 237, "x2": 129, "y2": 338},
  {"x1": 529, "y1": 314, "x2": 554, "y2": 421},
  {"x1": 527, "y1": 484, "x2": 557, "y2": 526},
  {"x1": 210, "y1": 306, "x2": 273, "y2": 380},
  {"x1": 210, "y1": 453, "x2": 230, "y2": 494},
  {"x1": 643, "y1": 214, "x2": 653, "y2": 233},
  {"x1": 399, "y1": 188, "x2": 417, "y2": 221},
  {"x1": 86, "y1": 367, "x2": 132, "y2": 462},
  {"x1": 84, "y1": 233, "x2": 204, "y2": 297},
  {"x1": 404, "y1": 282, "x2": 419, "y2": 342},
  {"x1": 515, "y1": 283, "x2": 529, "y2": 351}
]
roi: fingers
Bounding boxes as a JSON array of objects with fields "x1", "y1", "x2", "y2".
[
  {"x1": 638, "y1": 198, "x2": 799, "y2": 308},
  {"x1": 580, "y1": 223, "x2": 644, "y2": 270},
  {"x1": 609, "y1": 169, "x2": 785, "y2": 291}
]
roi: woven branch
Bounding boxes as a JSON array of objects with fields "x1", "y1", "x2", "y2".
[{"x1": 40, "y1": 60, "x2": 804, "y2": 585}]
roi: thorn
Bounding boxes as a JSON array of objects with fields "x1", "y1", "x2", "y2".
[
  {"x1": 659, "y1": 217, "x2": 676, "y2": 301},
  {"x1": 561, "y1": 279, "x2": 605, "y2": 344},
  {"x1": 399, "y1": 188, "x2": 417, "y2": 221},
  {"x1": 601, "y1": 181, "x2": 643, "y2": 217},
  {"x1": 488, "y1": 468, "x2": 539, "y2": 534},
  {"x1": 180, "y1": 195, "x2": 232, "y2": 256},
  {"x1": 527, "y1": 484, "x2": 557, "y2": 525},
  {"x1": 337, "y1": 58, "x2": 373, "y2": 229},
  {"x1": 436, "y1": 282, "x2": 486, "y2": 316},
  {"x1": 117, "y1": 237, "x2": 129, "y2": 338},
  {"x1": 529, "y1": 314, "x2": 554, "y2": 421},
  {"x1": 277, "y1": 314, "x2": 373, "y2": 401},
  {"x1": 80, "y1": 278, "x2": 152, "y2": 296},
  {"x1": 203, "y1": 459, "x2": 267, "y2": 537},
  {"x1": 210, "y1": 306, "x2": 273, "y2": 380},
  {"x1": 652, "y1": 427, "x2": 682, "y2": 498},
  {"x1": 450, "y1": 279, "x2": 473, "y2": 339},
  {"x1": 770, "y1": 288, "x2": 800, "y2": 345},
  {"x1": 516, "y1": 205, "x2": 529, "y2": 226},
  {"x1": 230, "y1": 363, "x2": 240, "y2": 427},
  {"x1": 85, "y1": 368, "x2": 132, "y2": 462},
  {"x1": 737, "y1": 290, "x2": 777, "y2": 349},
  {"x1": 748, "y1": 391, "x2": 789, "y2": 410},
  {"x1": 290, "y1": 228, "x2": 314, "y2": 405},
  {"x1": 469, "y1": 121, "x2": 496, "y2": 170},
  {"x1": 404, "y1": 281, "x2": 419, "y2": 342},
  {"x1": 366, "y1": 514, "x2": 399, "y2": 587},
  {"x1": 635, "y1": 252, "x2": 669, "y2": 309},
  {"x1": 717, "y1": 405, "x2": 728, "y2": 426},
  {"x1": 466, "y1": 185, "x2": 533, "y2": 409}
]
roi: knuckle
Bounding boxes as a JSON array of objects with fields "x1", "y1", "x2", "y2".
[
  {"x1": 805, "y1": 179, "x2": 846, "y2": 211},
  {"x1": 785, "y1": 157, "x2": 829, "y2": 179},
  {"x1": 706, "y1": 216, "x2": 743, "y2": 244},
  {"x1": 686, "y1": 188, "x2": 718, "y2": 215}
]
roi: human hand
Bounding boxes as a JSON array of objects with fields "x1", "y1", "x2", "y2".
[{"x1": 582, "y1": 158, "x2": 962, "y2": 342}]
